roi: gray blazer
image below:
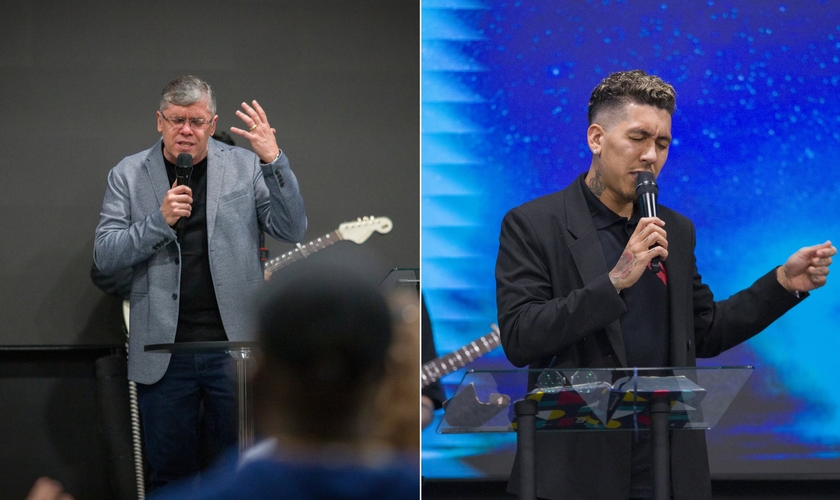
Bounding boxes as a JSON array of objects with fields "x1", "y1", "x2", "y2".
[{"x1": 94, "y1": 138, "x2": 306, "y2": 384}]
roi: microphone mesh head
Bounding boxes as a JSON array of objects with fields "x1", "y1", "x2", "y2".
[
  {"x1": 176, "y1": 153, "x2": 193, "y2": 167},
  {"x1": 635, "y1": 171, "x2": 658, "y2": 196}
]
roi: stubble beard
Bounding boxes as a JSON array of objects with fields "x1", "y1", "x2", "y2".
[{"x1": 588, "y1": 169, "x2": 638, "y2": 206}]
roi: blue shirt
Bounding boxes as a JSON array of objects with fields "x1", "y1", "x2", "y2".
[{"x1": 149, "y1": 446, "x2": 420, "y2": 500}]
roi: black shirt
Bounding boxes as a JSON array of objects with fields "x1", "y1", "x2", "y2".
[
  {"x1": 580, "y1": 174, "x2": 671, "y2": 498},
  {"x1": 163, "y1": 152, "x2": 227, "y2": 342},
  {"x1": 579, "y1": 174, "x2": 670, "y2": 367}
]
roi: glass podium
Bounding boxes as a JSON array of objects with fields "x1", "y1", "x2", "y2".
[
  {"x1": 439, "y1": 367, "x2": 753, "y2": 500},
  {"x1": 145, "y1": 341, "x2": 258, "y2": 456}
]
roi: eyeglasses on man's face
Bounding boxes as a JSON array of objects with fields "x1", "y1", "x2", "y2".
[{"x1": 160, "y1": 111, "x2": 213, "y2": 131}]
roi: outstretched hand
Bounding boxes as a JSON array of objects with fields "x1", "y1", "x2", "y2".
[
  {"x1": 230, "y1": 100, "x2": 281, "y2": 164},
  {"x1": 776, "y1": 240, "x2": 836, "y2": 293}
]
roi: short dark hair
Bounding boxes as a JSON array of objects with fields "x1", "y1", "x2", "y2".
[
  {"x1": 587, "y1": 70, "x2": 676, "y2": 124},
  {"x1": 255, "y1": 256, "x2": 393, "y2": 440},
  {"x1": 257, "y1": 262, "x2": 392, "y2": 384}
]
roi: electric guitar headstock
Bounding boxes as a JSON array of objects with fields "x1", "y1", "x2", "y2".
[{"x1": 337, "y1": 216, "x2": 393, "y2": 243}]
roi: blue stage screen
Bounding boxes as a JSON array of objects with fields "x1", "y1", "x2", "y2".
[{"x1": 422, "y1": 0, "x2": 840, "y2": 479}]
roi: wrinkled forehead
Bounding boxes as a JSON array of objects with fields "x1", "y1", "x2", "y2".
[{"x1": 161, "y1": 100, "x2": 214, "y2": 117}]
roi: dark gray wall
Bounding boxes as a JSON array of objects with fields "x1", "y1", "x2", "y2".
[
  {"x1": 0, "y1": 2, "x2": 417, "y2": 497},
  {"x1": 0, "y1": 349, "x2": 116, "y2": 499},
  {"x1": 0, "y1": 0, "x2": 419, "y2": 346}
]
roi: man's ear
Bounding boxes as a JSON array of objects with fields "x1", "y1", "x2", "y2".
[
  {"x1": 587, "y1": 123, "x2": 605, "y2": 154},
  {"x1": 208, "y1": 115, "x2": 218, "y2": 136}
]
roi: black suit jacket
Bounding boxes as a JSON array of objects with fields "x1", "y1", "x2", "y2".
[{"x1": 495, "y1": 174, "x2": 803, "y2": 500}]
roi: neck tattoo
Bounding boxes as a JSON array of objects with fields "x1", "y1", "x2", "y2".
[{"x1": 588, "y1": 170, "x2": 606, "y2": 197}]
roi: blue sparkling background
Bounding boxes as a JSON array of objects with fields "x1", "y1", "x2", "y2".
[{"x1": 422, "y1": 0, "x2": 840, "y2": 478}]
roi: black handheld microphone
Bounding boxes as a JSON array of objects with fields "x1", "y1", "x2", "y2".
[
  {"x1": 175, "y1": 153, "x2": 193, "y2": 239},
  {"x1": 635, "y1": 171, "x2": 661, "y2": 273}
]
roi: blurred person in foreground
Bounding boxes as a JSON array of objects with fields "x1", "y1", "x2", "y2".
[
  {"x1": 150, "y1": 256, "x2": 420, "y2": 499},
  {"x1": 376, "y1": 288, "x2": 422, "y2": 452}
]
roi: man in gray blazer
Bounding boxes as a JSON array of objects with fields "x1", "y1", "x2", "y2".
[
  {"x1": 495, "y1": 70, "x2": 835, "y2": 499},
  {"x1": 94, "y1": 75, "x2": 307, "y2": 490}
]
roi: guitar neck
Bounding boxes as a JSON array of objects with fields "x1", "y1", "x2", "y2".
[
  {"x1": 264, "y1": 230, "x2": 341, "y2": 274},
  {"x1": 421, "y1": 332, "x2": 500, "y2": 388}
]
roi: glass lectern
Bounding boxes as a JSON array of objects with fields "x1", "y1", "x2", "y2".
[
  {"x1": 145, "y1": 341, "x2": 258, "y2": 456},
  {"x1": 439, "y1": 367, "x2": 753, "y2": 500}
]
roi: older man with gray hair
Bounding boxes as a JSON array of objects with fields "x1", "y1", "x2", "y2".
[{"x1": 94, "y1": 75, "x2": 307, "y2": 490}]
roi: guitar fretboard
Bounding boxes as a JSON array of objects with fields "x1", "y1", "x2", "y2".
[
  {"x1": 421, "y1": 332, "x2": 500, "y2": 388},
  {"x1": 264, "y1": 231, "x2": 341, "y2": 274}
]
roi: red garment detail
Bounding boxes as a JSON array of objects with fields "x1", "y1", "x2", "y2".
[{"x1": 648, "y1": 261, "x2": 667, "y2": 286}]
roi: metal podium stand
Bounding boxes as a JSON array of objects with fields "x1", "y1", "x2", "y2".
[
  {"x1": 144, "y1": 341, "x2": 258, "y2": 456},
  {"x1": 439, "y1": 367, "x2": 753, "y2": 500}
]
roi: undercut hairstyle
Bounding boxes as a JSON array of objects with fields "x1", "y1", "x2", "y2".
[
  {"x1": 159, "y1": 75, "x2": 216, "y2": 116},
  {"x1": 587, "y1": 70, "x2": 676, "y2": 125}
]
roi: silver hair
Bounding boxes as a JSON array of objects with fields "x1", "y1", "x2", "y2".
[{"x1": 159, "y1": 75, "x2": 217, "y2": 116}]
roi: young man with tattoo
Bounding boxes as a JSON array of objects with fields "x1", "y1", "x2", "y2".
[{"x1": 494, "y1": 70, "x2": 835, "y2": 500}]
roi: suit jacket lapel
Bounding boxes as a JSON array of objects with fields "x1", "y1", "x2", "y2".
[
  {"x1": 144, "y1": 140, "x2": 170, "y2": 209},
  {"x1": 564, "y1": 178, "x2": 628, "y2": 367},
  {"x1": 661, "y1": 209, "x2": 690, "y2": 366},
  {"x1": 205, "y1": 141, "x2": 224, "y2": 244}
]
